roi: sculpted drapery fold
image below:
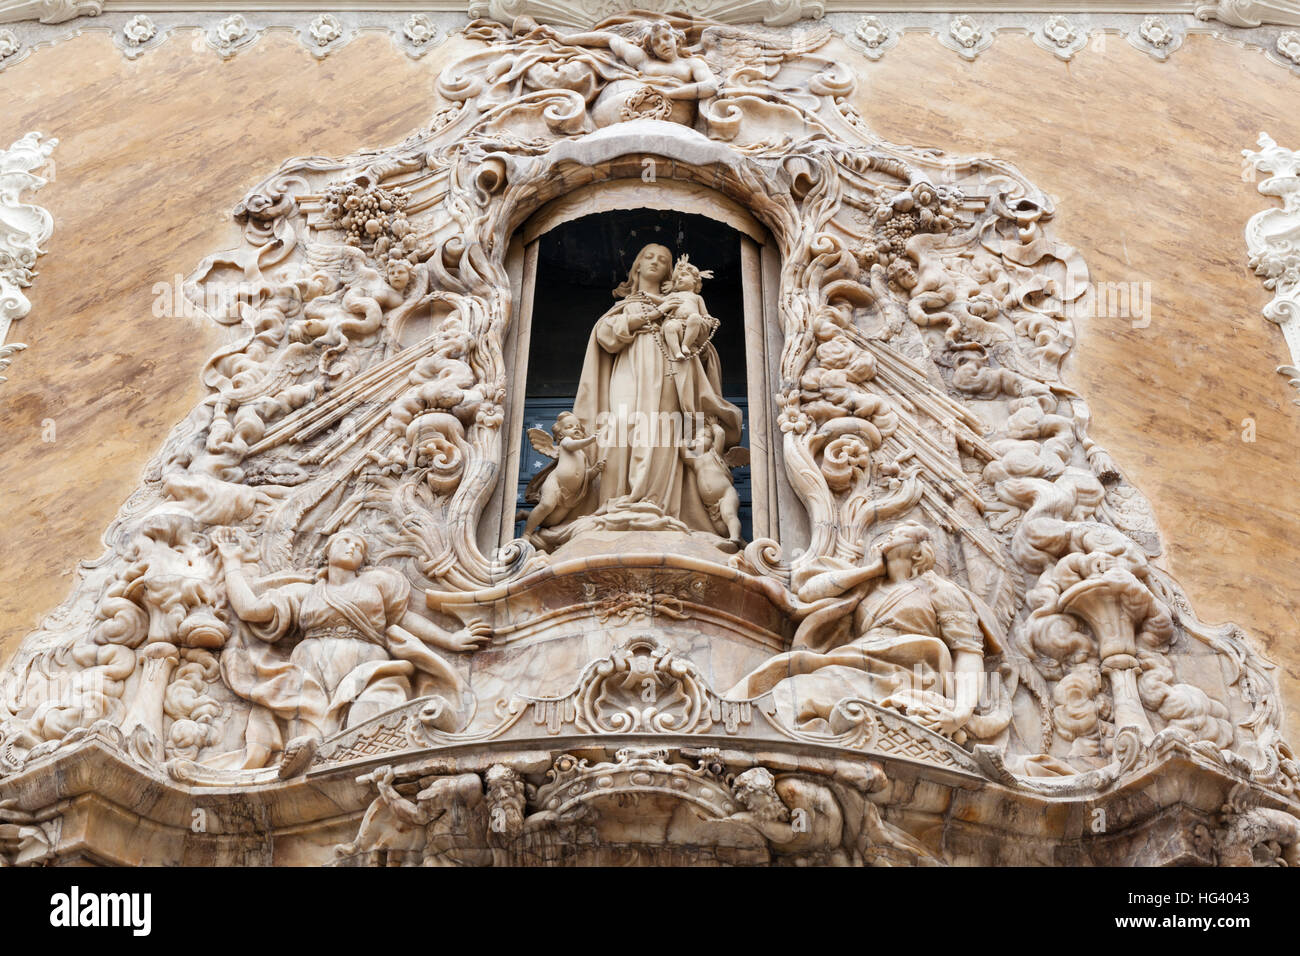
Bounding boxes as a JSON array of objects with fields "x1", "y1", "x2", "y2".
[{"x1": 554, "y1": 242, "x2": 744, "y2": 539}]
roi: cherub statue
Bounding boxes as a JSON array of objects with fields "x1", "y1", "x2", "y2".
[
  {"x1": 523, "y1": 412, "x2": 605, "y2": 536},
  {"x1": 518, "y1": 18, "x2": 719, "y2": 126},
  {"x1": 295, "y1": 246, "x2": 412, "y2": 346},
  {"x1": 656, "y1": 255, "x2": 717, "y2": 361},
  {"x1": 680, "y1": 422, "x2": 748, "y2": 542}
]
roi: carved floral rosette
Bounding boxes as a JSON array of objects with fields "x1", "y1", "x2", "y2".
[{"x1": 0, "y1": 12, "x2": 1298, "y2": 866}]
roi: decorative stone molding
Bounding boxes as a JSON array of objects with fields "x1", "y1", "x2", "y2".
[
  {"x1": 3, "y1": 9, "x2": 1300, "y2": 73},
  {"x1": 1195, "y1": 0, "x2": 1300, "y2": 27},
  {"x1": 0, "y1": 12, "x2": 1296, "y2": 866},
  {"x1": 1130, "y1": 13, "x2": 1183, "y2": 56},
  {"x1": 1278, "y1": 27, "x2": 1300, "y2": 58},
  {"x1": 120, "y1": 9, "x2": 150, "y2": 40},
  {"x1": 307, "y1": 11, "x2": 340, "y2": 44},
  {"x1": 0, "y1": 131, "x2": 56, "y2": 385},
  {"x1": 940, "y1": 13, "x2": 993, "y2": 57},
  {"x1": 1243, "y1": 133, "x2": 1300, "y2": 407},
  {"x1": 3, "y1": 0, "x2": 1300, "y2": 29},
  {"x1": 849, "y1": 14, "x2": 895, "y2": 57},
  {"x1": 402, "y1": 12, "x2": 437, "y2": 45},
  {"x1": 207, "y1": 10, "x2": 247, "y2": 54},
  {"x1": 1033, "y1": 13, "x2": 1087, "y2": 58}
]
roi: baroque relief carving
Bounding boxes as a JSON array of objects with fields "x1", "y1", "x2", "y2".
[
  {"x1": 1243, "y1": 132, "x2": 1300, "y2": 406},
  {"x1": 334, "y1": 747, "x2": 939, "y2": 866},
  {"x1": 0, "y1": 130, "x2": 55, "y2": 385},
  {"x1": 4, "y1": 0, "x2": 1300, "y2": 31},
  {"x1": 5, "y1": 9, "x2": 1300, "y2": 76},
  {"x1": 0, "y1": 0, "x2": 99, "y2": 25},
  {"x1": 1196, "y1": 0, "x2": 1300, "y2": 27},
  {"x1": 1, "y1": 10, "x2": 1296, "y2": 865},
  {"x1": 468, "y1": 0, "x2": 826, "y2": 28}
]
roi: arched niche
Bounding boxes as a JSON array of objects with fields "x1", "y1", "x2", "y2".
[{"x1": 480, "y1": 177, "x2": 804, "y2": 556}]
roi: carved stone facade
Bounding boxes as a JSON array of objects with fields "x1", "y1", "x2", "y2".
[{"x1": 1, "y1": 8, "x2": 1298, "y2": 867}]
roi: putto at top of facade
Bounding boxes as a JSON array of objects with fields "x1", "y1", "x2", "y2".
[{"x1": 0, "y1": 10, "x2": 1296, "y2": 867}]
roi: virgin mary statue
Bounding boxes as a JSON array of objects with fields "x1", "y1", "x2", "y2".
[{"x1": 565, "y1": 242, "x2": 743, "y2": 535}]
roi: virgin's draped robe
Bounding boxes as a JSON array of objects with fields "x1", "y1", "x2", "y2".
[{"x1": 571, "y1": 293, "x2": 742, "y2": 534}]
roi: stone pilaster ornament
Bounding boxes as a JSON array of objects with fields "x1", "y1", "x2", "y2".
[
  {"x1": 0, "y1": 131, "x2": 56, "y2": 385},
  {"x1": 1243, "y1": 133, "x2": 1300, "y2": 406}
]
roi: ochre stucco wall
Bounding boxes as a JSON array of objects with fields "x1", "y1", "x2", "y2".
[{"x1": 1, "y1": 29, "x2": 1297, "y2": 739}]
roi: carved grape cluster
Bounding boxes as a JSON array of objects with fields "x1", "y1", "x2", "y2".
[
  {"x1": 323, "y1": 182, "x2": 417, "y2": 263},
  {"x1": 856, "y1": 181, "x2": 963, "y2": 267}
]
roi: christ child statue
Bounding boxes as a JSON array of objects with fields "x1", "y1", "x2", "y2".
[{"x1": 657, "y1": 255, "x2": 718, "y2": 361}]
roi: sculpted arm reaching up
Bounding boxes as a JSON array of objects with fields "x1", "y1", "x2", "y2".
[{"x1": 213, "y1": 527, "x2": 296, "y2": 628}]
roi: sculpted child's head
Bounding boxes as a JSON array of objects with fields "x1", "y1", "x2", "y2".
[
  {"x1": 553, "y1": 411, "x2": 584, "y2": 439},
  {"x1": 686, "y1": 421, "x2": 724, "y2": 455},
  {"x1": 670, "y1": 254, "x2": 712, "y2": 293},
  {"x1": 385, "y1": 257, "x2": 412, "y2": 291}
]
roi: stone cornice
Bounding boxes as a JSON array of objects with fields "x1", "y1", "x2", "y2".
[
  {"x1": 3, "y1": 9, "x2": 1300, "y2": 73},
  {"x1": 2, "y1": 0, "x2": 1299, "y2": 27}
]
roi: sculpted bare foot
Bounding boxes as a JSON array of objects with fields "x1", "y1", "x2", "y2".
[{"x1": 278, "y1": 735, "x2": 319, "y2": 779}]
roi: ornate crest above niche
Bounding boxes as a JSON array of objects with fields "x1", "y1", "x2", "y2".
[{"x1": 1, "y1": 11, "x2": 1297, "y2": 867}]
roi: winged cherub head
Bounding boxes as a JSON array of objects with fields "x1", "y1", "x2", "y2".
[{"x1": 552, "y1": 411, "x2": 587, "y2": 441}]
